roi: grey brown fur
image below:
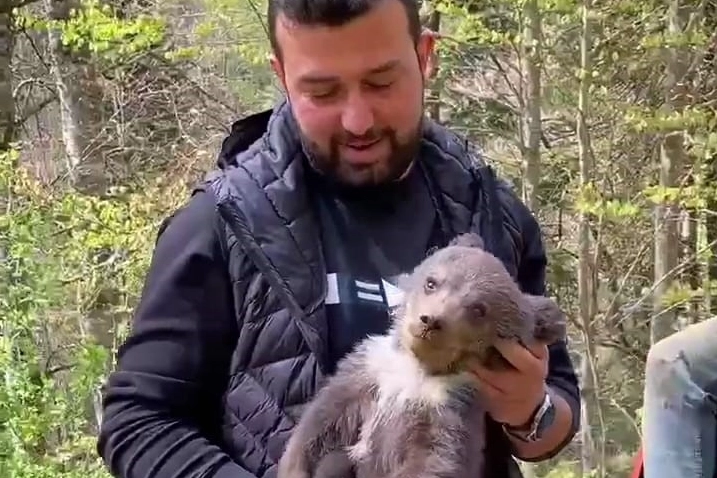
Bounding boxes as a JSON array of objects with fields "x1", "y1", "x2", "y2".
[{"x1": 277, "y1": 233, "x2": 567, "y2": 478}]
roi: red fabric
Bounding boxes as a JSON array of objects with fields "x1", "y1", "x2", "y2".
[{"x1": 630, "y1": 446, "x2": 644, "y2": 478}]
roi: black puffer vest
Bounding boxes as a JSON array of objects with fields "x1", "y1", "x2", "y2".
[{"x1": 200, "y1": 99, "x2": 527, "y2": 478}]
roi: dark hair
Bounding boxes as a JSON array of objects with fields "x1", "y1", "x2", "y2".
[{"x1": 267, "y1": 0, "x2": 423, "y2": 56}]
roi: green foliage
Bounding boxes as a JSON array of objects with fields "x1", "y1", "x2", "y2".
[
  {"x1": 660, "y1": 279, "x2": 717, "y2": 310},
  {"x1": 18, "y1": 0, "x2": 167, "y2": 67},
  {"x1": 5, "y1": 0, "x2": 717, "y2": 475},
  {"x1": 170, "y1": 0, "x2": 278, "y2": 111},
  {"x1": 540, "y1": 461, "x2": 598, "y2": 478},
  {"x1": 0, "y1": 146, "x2": 188, "y2": 477},
  {"x1": 574, "y1": 182, "x2": 643, "y2": 221},
  {"x1": 643, "y1": 184, "x2": 717, "y2": 209},
  {"x1": 624, "y1": 106, "x2": 715, "y2": 134},
  {"x1": 60, "y1": 0, "x2": 167, "y2": 60}
]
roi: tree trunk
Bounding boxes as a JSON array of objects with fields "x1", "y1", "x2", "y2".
[
  {"x1": 422, "y1": 1, "x2": 441, "y2": 122},
  {"x1": 0, "y1": 2, "x2": 15, "y2": 151},
  {"x1": 652, "y1": 0, "x2": 691, "y2": 343},
  {"x1": 679, "y1": 208, "x2": 699, "y2": 325},
  {"x1": 521, "y1": 0, "x2": 542, "y2": 211},
  {"x1": 577, "y1": 0, "x2": 602, "y2": 474},
  {"x1": 703, "y1": 153, "x2": 717, "y2": 315},
  {"x1": 44, "y1": 0, "x2": 86, "y2": 183},
  {"x1": 517, "y1": 4, "x2": 543, "y2": 478}
]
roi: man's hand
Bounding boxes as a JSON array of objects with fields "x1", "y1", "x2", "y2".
[
  {"x1": 470, "y1": 338, "x2": 577, "y2": 462},
  {"x1": 470, "y1": 338, "x2": 549, "y2": 427}
]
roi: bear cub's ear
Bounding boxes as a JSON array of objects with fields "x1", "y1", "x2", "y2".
[
  {"x1": 448, "y1": 233, "x2": 485, "y2": 250},
  {"x1": 522, "y1": 294, "x2": 567, "y2": 344}
]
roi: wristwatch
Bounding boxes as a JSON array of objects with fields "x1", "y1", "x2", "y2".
[{"x1": 501, "y1": 389, "x2": 556, "y2": 442}]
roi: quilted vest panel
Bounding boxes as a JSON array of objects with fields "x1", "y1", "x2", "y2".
[{"x1": 203, "y1": 100, "x2": 523, "y2": 478}]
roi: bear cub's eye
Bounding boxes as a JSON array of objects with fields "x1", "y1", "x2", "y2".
[
  {"x1": 472, "y1": 302, "x2": 487, "y2": 318},
  {"x1": 425, "y1": 277, "x2": 438, "y2": 292}
]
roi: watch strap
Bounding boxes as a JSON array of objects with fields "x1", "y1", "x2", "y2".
[{"x1": 501, "y1": 389, "x2": 555, "y2": 442}]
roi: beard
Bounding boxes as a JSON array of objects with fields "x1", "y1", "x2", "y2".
[{"x1": 299, "y1": 116, "x2": 424, "y2": 189}]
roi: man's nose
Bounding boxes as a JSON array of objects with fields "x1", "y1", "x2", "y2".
[{"x1": 341, "y1": 95, "x2": 375, "y2": 136}]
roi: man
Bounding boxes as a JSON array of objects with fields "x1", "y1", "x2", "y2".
[
  {"x1": 641, "y1": 316, "x2": 717, "y2": 478},
  {"x1": 96, "y1": 0, "x2": 580, "y2": 477}
]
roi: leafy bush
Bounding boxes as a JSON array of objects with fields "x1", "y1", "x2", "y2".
[{"x1": 0, "y1": 146, "x2": 192, "y2": 477}]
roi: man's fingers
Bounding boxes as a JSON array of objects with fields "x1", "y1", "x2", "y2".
[
  {"x1": 493, "y1": 339, "x2": 548, "y2": 373},
  {"x1": 524, "y1": 340, "x2": 549, "y2": 360},
  {"x1": 471, "y1": 365, "x2": 508, "y2": 394},
  {"x1": 472, "y1": 371, "x2": 507, "y2": 404}
]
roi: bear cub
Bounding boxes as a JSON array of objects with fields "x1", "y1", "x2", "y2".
[{"x1": 277, "y1": 232, "x2": 567, "y2": 478}]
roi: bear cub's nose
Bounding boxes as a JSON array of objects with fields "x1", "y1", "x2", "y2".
[{"x1": 419, "y1": 315, "x2": 442, "y2": 331}]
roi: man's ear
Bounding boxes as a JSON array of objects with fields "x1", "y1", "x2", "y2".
[
  {"x1": 270, "y1": 53, "x2": 287, "y2": 90},
  {"x1": 522, "y1": 294, "x2": 567, "y2": 344},
  {"x1": 416, "y1": 28, "x2": 438, "y2": 81}
]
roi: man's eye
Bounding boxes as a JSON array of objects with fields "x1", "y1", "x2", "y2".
[
  {"x1": 306, "y1": 87, "x2": 338, "y2": 100},
  {"x1": 367, "y1": 81, "x2": 393, "y2": 90},
  {"x1": 309, "y1": 91, "x2": 335, "y2": 99}
]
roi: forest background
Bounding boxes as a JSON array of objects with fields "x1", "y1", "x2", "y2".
[{"x1": 2, "y1": 0, "x2": 716, "y2": 477}]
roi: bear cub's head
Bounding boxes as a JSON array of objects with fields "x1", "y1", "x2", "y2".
[{"x1": 393, "y1": 233, "x2": 566, "y2": 375}]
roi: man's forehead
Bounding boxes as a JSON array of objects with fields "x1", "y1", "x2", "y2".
[{"x1": 296, "y1": 59, "x2": 401, "y2": 84}]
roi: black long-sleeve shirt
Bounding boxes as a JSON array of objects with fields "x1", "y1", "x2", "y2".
[
  {"x1": 98, "y1": 190, "x2": 251, "y2": 478},
  {"x1": 97, "y1": 180, "x2": 580, "y2": 478}
]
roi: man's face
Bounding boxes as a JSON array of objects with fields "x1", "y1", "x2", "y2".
[{"x1": 271, "y1": 0, "x2": 436, "y2": 187}]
